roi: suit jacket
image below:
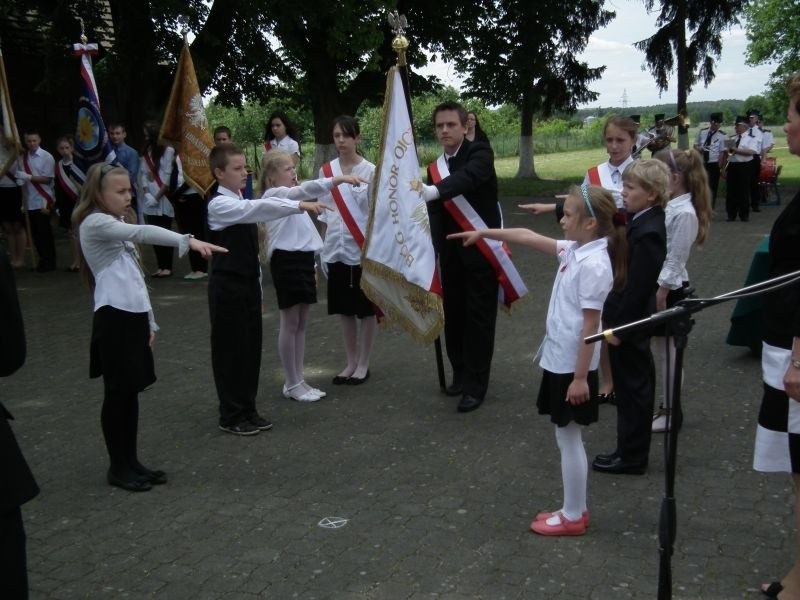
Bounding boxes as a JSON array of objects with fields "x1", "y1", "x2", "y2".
[
  {"x1": 603, "y1": 206, "x2": 666, "y2": 331},
  {"x1": 426, "y1": 138, "x2": 500, "y2": 250},
  {"x1": 764, "y1": 190, "x2": 800, "y2": 349},
  {"x1": 0, "y1": 250, "x2": 39, "y2": 512}
]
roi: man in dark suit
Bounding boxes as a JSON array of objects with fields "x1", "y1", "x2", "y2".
[
  {"x1": 423, "y1": 101, "x2": 500, "y2": 413},
  {"x1": 0, "y1": 249, "x2": 39, "y2": 599}
]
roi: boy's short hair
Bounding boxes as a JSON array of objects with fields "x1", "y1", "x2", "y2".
[
  {"x1": 209, "y1": 143, "x2": 244, "y2": 175},
  {"x1": 622, "y1": 158, "x2": 671, "y2": 208},
  {"x1": 432, "y1": 101, "x2": 468, "y2": 127}
]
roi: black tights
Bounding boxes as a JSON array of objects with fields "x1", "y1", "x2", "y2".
[{"x1": 101, "y1": 386, "x2": 147, "y2": 478}]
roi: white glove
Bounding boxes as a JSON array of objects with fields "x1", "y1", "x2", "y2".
[
  {"x1": 421, "y1": 184, "x2": 440, "y2": 202},
  {"x1": 144, "y1": 193, "x2": 158, "y2": 208},
  {"x1": 15, "y1": 170, "x2": 31, "y2": 181},
  {"x1": 15, "y1": 179, "x2": 25, "y2": 187}
]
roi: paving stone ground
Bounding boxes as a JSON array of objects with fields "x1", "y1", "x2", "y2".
[{"x1": 3, "y1": 192, "x2": 797, "y2": 599}]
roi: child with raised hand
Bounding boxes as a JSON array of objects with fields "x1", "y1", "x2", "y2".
[
  {"x1": 448, "y1": 184, "x2": 625, "y2": 536},
  {"x1": 206, "y1": 144, "x2": 330, "y2": 436},
  {"x1": 74, "y1": 164, "x2": 226, "y2": 491},
  {"x1": 260, "y1": 149, "x2": 367, "y2": 403},
  {"x1": 317, "y1": 116, "x2": 377, "y2": 386},
  {"x1": 649, "y1": 147, "x2": 712, "y2": 432},
  {"x1": 592, "y1": 159, "x2": 670, "y2": 476}
]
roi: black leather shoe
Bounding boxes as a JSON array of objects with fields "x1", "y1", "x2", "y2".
[
  {"x1": 593, "y1": 451, "x2": 619, "y2": 466},
  {"x1": 591, "y1": 456, "x2": 647, "y2": 475},
  {"x1": 457, "y1": 394, "x2": 483, "y2": 413},
  {"x1": 107, "y1": 470, "x2": 153, "y2": 492},
  {"x1": 332, "y1": 375, "x2": 351, "y2": 385},
  {"x1": 346, "y1": 370, "x2": 370, "y2": 385},
  {"x1": 135, "y1": 466, "x2": 167, "y2": 485},
  {"x1": 444, "y1": 383, "x2": 463, "y2": 397}
]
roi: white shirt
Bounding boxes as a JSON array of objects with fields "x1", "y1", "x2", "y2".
[
  {"x1": 264, "y1": 136, "x2": 300, "y2": 158},
  {"x1": 539, "y1": 238, "x2": 613, "y2": 374},
  {"x1": 318, "y1": 159, "x2": 375, "y2": 265},
  {"x1": 263, "y1": 179, "x2": 334, "y2": 259},
  {"x1": 728, "y1": 131, "x2": 760, "y2": 163},
  {"x1": 20, "y1": 148, "x2": 55, "y2": 210},
  {"x1": 79, "y1": 212, "x2": 191, "y2": 331},
  {"x1": 761, "y1": 129, "x2": 774, "y2": 154},
  {"x1": 207, "y1": 185, "x2": 304, "y2": 230},
  {"x1": 694, "y1": 127, "x2": 727, "y2": 163},
  {"x1": 138, "y1": 146, "x2": 175, "y2": 218},
  {"x1": 657, "y1": 193, "x2": 698, "y2": 290},
  {"x1": 582, "y1": 155, "x2": 634, "y2": 208}
]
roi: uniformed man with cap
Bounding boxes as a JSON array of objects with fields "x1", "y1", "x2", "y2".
[
  {"x1": 724, "y1": 115, "x2": 760, "y2": 222},
  {"x1": 694, "y1": 112, "x2": 727, "y2": 207}
]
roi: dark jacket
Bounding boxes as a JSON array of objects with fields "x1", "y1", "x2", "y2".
[{"x1": 764, "y1": 190, "x2": 800, "y2": 349}]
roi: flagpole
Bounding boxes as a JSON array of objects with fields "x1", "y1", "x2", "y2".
[{"x1": 387, "y1": 12, "x2": 446, "y2": 392}]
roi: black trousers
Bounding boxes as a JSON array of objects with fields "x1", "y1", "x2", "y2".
[
  {"x1": 172, "y1": 194, "x2": 208, "y2": 273},
  {"x1": 0, "y1": 506, "x2": 29, "y2": 600},
  {"x1": 704, "y1": 162, "x2": 720, "y2": 208},
  {"x1": 750, "y1": 156, "x2": 762, "y2": 209},
  {"x1": 27, "y1": 209, "x2": 55, "y2": 270},
  {"x1": 441, "y1": 243, "x2": 499, "y2": 400},
  {"x1": 610, "y1": 335, "x2": 656, "y2": 465},
  {"x1": 144, "y1": 214, "x2": 174, "y2": 270},
  {"x1": 101, "y1": 386, "x2": 142, "y2": 475},
  {"x1": 726, "y1": 162, "x2": 752, "y2": 221},
  {"x1": 208, "y1": 273, "x2": 262, "y2": 425}
]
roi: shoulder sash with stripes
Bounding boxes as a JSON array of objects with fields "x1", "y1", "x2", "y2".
[
  {"x1": 22, "y1": 153, "x2": 55, "y2": 209},
  {"x1": 321, "y1": 159, "x2": 365, "y2": 248}
]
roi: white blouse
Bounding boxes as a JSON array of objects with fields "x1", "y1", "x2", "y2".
[
  {"x1": 79, "y1": 212, "x2": 191, "y2": 330},
  {"x1": 657, "y1": 193, "x2": 698, "y2": 289},
  {"x1": 262, "y1": 179, "x2": 334, "y2": 259}
]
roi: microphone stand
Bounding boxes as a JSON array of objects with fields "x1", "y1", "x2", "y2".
[{"x1": 585, "y1": 268, "x2": 800, "y2": 600}]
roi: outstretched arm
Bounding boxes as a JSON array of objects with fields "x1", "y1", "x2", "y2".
[{"x1": 447, "y1": 227, "x2": 557, "y2": 255}]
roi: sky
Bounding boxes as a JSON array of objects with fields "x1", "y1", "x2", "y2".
[{"x1": 418, "y1": 0, "x2": 776, "y2": 109}]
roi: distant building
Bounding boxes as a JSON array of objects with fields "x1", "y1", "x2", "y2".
[{"x1": 583, "y1": 116, "x2": 598, "y2": 127}]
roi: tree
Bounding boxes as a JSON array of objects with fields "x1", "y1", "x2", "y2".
[
  {"x1": 442, "y1": 1, "x2": 613, "y2": 178},
  {"x1": 744, "y1": 0, "x2": 800, "y2": 113},
  {"x1": 634, "y1": 0, "x2": 745, "y2": 149}
]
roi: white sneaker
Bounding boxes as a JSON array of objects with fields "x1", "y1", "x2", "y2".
[{"x1": 652, "y1": 411, "x2": 670, "y2": 433}]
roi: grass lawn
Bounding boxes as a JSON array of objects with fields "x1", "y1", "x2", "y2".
[{"x1": 496, "y1": 138, "x2": 800, "y2": 199}]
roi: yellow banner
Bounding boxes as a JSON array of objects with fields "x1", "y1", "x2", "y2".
[
  {"x1": 159, "y1": 43, "x2": 214, "y2": 194},
  {"x1": 0, "y1": 46, "x2": 20, "y2": 178}
]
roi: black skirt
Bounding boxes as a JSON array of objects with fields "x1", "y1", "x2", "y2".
[
  {"x1": 90, "y1": 306, "x2": 156, "y2": 392},
  {"x1": 537, "y1": 369, "x2": 599, "y2": 427},
  {"x1": 326, "y1": 262, "x2": 375, "y2": 318},
  {"x1": 652, "y1": 281, "x2": 691, "y2": 337},
  {"x1": 269, "y1": 249, "x2": 317, "y2": 309}
]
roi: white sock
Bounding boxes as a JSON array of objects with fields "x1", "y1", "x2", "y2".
[{"x1": 555, "y1": 423, "x2": 587, "y2": 522}]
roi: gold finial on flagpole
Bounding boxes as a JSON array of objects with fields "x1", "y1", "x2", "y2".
[
  {"x1": 387, "y1": 11, "x2": 409, "y2": 66},
  {"x1": 77, "y1": 17, "x2": 87, "y2": 45}
]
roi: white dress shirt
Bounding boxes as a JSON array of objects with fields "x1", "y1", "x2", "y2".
[
  {"x1": 539, "y1": 237, "x2": 613, "y2": 374},
  {"x1": 657, "y1": 193, "x2": 698, "y2": 290},
  {"x1": 139, "y1": 146, "x2": 175, "y2": 218},
  {"x1": 582, "y1": 155, "x2": 634, "y2": 208},
  {"x1": 207, "y1": 185, "x2": 305, "y2": 231},
  {"x1": 20, "y1": 148, "x2": 55, "y2": 210},
  {"x1": 263, "y1": 179, "x2": 334, "y2": 259},
  {"x1": 79, "y1": 212, "x2": 191, "y2": 331},
  {"x1": 318, "y1": 159, "x2": 375, "y2": 265}
]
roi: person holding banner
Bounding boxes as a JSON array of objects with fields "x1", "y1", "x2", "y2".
[
  {"x1": 422, "y1": 101, "x2": 513, "y2": 413},
  {"x1": 74, "y1": 164, "x2": 226, "y2": 490},
  {"x1": 54, "y1": 136, "x2": 86, "y2": 272},
  {"x1": 317, "y1": 116, "x2": 377, "y2": 385},
  {"x1": 138, "y1": 121, "x2": 176, "y2": 277},
  {"x1": 16, "y1": 130, "x2": 56, "y2": 272}
]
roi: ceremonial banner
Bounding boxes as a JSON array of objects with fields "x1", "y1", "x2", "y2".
[
  {"x1": 73, "y1": 41, "x2": 116, "y2": 170},
  {"x1": 361, "y1": 66, "x2": 443, "y2": 343},
  {"x1": 159, "y1": 42, "x2": 214, "y2": 194},
  {"x1": 0, "y1": 45, "x2": 20, "y2": 177}
]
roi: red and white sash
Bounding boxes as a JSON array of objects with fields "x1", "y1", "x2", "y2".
[
  {"x1": 321, "y1": 159, "x2": 366, "y2": 248},
  {"x1": 429, "y1": 155, "x2": 528, "y2": 309},
  {"x1": 55, "y1": 161, "x2": 86, "y2": 203},
  {"x1": 143, "y1": 153, "x2": 165, "y2": 188},
  {"x1": 22, "y1": 153, "x2": 55, "y2": 209},
  {"x1": 586, "y1": 164, "x2": 615, "y2": 188}
]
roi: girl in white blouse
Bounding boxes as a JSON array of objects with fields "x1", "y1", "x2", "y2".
[
  {"x1": 650, "y1": 148, "x2": 712, "y2": 432},
  {"x1": 74, "y1": 164, "x2": 225, "y2": 492},
  {"x1": 448, "y1": 185, "x2": 626, "y2": 537},
  {"x1": 260, "y1": 150, "x2": 366, "y2": 402}
]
